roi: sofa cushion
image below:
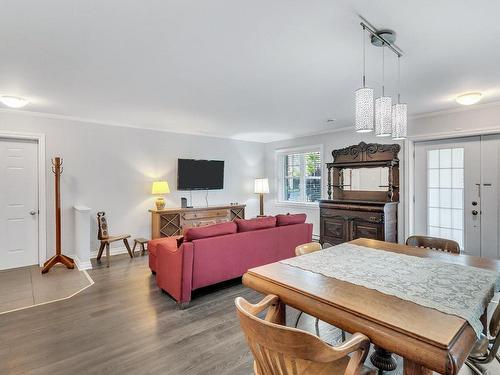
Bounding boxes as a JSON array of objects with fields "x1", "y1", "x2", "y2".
[
  {"x1": 235, "y1": 216, "x2": 276, "y2": 232},
  {"x1": 276, "y1": 213, "x2": 307, "y2": 226},
  {"x1": 184, "y1": 221, "x2": 237, "y2": 242}
]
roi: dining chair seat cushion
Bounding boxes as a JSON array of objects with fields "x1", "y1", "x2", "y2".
[
  {"x1": 235, "y1": 216, "x2": 276, "y2": 232},
  {"x1": 276, "y1": 213, "x2": 307, "y2": 226},
  {"x1": 469, "y1": 333, "x2": 489, "y2": 358}
]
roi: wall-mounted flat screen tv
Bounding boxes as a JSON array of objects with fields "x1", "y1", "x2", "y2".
[{"x1": 177, "y1": 159, "x2": 224, "y2": 190}]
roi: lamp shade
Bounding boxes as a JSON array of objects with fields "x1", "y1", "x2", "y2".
[
  {"x1": 355, "y1": 87, "x2": 374, "y2": 133},
  {"x1": 375, "y1": 96, "x2": 392, "y2": 137},
  {"x1": 151, "y1": 180, "x2": 170, "y2": 195},
  {"x1": 254, "y1": 178, "x2": 269, "y2": 194},
  {"x1": 392, "y1": 102, "x2": 407, "y2": 140}
]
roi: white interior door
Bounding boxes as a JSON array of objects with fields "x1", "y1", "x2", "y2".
[
  {"x1": 414, "y1": 137, "x2": 481, "y2": 256},
  {"x1": 480, "y1": 134, "x2": 500, "y2": 259},
  {"x1": 0, "y1": 138, "x2": 39, "y2": 270}
]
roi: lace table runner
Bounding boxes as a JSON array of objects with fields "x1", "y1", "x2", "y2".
[{"x1": 281, "y1": 243, "x2": 500, "y2": 337}]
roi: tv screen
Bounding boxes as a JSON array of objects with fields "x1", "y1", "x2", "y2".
[{"x1": 177, "y1": 159, "x2": 224, "y2": 190}]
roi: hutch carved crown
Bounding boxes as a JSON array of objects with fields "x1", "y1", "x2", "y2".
[{"x1": 320, "y1": 142, "x2": 400, "y2": 245}]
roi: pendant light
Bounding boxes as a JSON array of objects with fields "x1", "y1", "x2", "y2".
[
  {"x1": 375, "y1": 44, "x2": 392, "y2": 137},
  {"x1": 355, "y1": 26, "x2": 374, "y2": 133},
  {"x1": 392, "y1": 56, "x2": 407, "y2": 140}
]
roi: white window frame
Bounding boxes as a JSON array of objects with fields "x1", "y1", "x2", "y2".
[{"x1": 274, "y1": 144, "x2": 323, "y2": 208}]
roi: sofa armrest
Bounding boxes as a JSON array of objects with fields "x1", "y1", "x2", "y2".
[{"x1": 156, "y1": 241, "x2": 194, "y2": 304}]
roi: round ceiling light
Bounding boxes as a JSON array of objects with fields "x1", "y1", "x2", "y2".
[
  {"x1": 456, "y1": 92, "x2": 482, "y2": 106},
  {"x1": 0, "y1": 96, "x2": 29, "y2": 108}
]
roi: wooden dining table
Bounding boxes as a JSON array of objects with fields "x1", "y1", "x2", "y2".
[{"x1": 242, "y1": 238, "x2": 500, "y2": 375}]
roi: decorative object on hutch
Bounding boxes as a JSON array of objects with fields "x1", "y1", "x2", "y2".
[
  {"x1": 149, "y1": 204, "x2": 245, "y2": 239},
  {"x1": 320, "y1": 142, "x2": 400, "y2": 246},
  {"x1": 354, "y1": 19, "x2": 407, "y2": 140},
  {"x1": 42, "y1": 157, "x2": 75, "y2": 274}
]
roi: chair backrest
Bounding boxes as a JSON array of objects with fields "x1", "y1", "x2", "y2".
[
  {"x1": 295, "y1": 242, "x2": 322, "y2": 256},
  {"x1": 490, "y1": 302, "x2": 500, "y2": 338},
  {"x1": 406, "y1": 235, "x2": 460, "y2": 254},
  {"x1": 97, "y1": 212, "x2": 109, "y2": 240},
  {"x1": 235, "y1": 295, "x2": 371, "y2": 375}
]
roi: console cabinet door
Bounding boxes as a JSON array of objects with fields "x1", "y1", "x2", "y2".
[
  {"x1": 321, "y1": 216, "x2": 349, "y2": 245},
  {"x1": 351, "y1": 219, "x2": 383, "y2": 241}
]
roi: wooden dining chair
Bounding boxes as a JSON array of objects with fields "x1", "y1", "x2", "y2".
[
  {"x1": 235, "y1": 295, "x2": 375, "y2": 375},
  {"x1": 295, "y1": 242, "x2": 322, "y2": 256},
  {"x1": 465, "y1": 302, "x2": 500, "y2": 374},
  {"x1": 294, "y1": 242, "x2": 346, "y2": 342},
  {"x1": 406, "y1": 235, "x2": 460, "y2": 254},
  {"x1": 96, "y1": 212, "x2": 133, "y2": 267}
]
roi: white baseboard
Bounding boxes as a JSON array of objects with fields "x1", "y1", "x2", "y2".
[
  {"x1": 74, "y1": 256, "x2": 92, "y2": 270},
  {"x1": 90, "y1": 246, "x2": 131, "y2": 259}
]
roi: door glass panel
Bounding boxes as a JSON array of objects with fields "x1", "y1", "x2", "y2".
[{"x1": 427, "y1": 148, "x2": 464, "y2": 249}]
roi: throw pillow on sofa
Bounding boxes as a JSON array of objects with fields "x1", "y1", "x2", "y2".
[
  {"x1": 184, "y1": 221, "x2": 237, "y2": 241},
  {"x1": 235, "y1": 216, "x2": 276, "y2": 232},
  {"x1": 276, "y1": 213, "x2": 307, "y2": 226}
]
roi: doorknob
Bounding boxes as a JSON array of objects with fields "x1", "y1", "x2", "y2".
[
  {"x1": 29, "y1": 210, "x2": 37, "y2": 216},
  {"x1": 472, "y1": 210, "x2": 479, "y2": 216}
]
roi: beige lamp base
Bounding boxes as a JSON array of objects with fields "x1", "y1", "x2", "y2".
[{"x1": 155, "y1": 197, "x2": 166, "y2": 210}]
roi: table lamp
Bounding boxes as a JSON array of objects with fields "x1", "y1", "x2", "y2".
[
  {"x1": 152, "y1": 180, "x2": 170, "y2": 210},
  {"x1": 254, "y1": 178, "x2": 269, "y2": 216}
]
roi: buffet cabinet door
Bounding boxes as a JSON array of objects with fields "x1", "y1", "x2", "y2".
[
  {"x1": 321, "y1": 216, "x2": 349, "y2": 245},
  {"x1": 351, "y1": 219, "x2": 383, "y2": 241}
]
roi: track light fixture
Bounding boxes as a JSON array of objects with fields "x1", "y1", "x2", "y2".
[{"x1": 354, "y1": 20, "x2": 407, "y2": 139}]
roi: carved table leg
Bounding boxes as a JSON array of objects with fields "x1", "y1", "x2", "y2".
[
  {"x1": 403, "y1": 359, "x2": 432, "y2": 375},
  {"x1": 370, "y1": 345, "x2": 397, "y2": 374}
]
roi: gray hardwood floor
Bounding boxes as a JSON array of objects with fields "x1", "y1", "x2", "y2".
[
  {"x1": 0, "y1": 254, "x2": 256, "y2": 375},
  {"x1": 1, "y1": 253, "x2": 489, "y2": 375}
]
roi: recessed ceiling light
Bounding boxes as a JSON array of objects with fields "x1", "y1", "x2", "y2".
[
  {"x1": 0, "y1": 96, "x2": 29, "y2": 108},
  {"x1": 456, "y1": 92, "x2": 482, "y2": 106}
]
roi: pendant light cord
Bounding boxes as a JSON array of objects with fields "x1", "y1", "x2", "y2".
[
  {"x1": 397, "y1": 56, "x2": 401, "y2": 104},
  {"x1": 362, "y1": 26, "x2": 366, "y2": 87},
  {"x1": 381, "y1": 43, "x2": 385, "y2": 96}
]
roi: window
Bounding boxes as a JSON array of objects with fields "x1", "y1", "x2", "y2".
[
  {"x1": 277, "y1": 147, "x2": 322, "y2": 204},
  {"x1": 427, "y1": 148, "x2": 464, "y2": 249}
]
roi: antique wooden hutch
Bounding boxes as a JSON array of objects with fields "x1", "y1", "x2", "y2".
[{"x1": 320, "y1": 142, "x2": 400, "y2": 245}]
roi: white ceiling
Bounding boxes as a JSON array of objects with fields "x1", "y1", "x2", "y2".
[{"x1": 1, "y1": 1, "x2": 500, "y2": 142}]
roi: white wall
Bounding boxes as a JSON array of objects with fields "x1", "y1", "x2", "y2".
[
  {"x1": 0, "y1": 111, "x2": 265, "y2": 261},
  {"x1": 409, "y1": 103, "x2": 500, "y2": 139},
  {"x1": 264, "y1": 102, "x2": 500, "y2": 241}
]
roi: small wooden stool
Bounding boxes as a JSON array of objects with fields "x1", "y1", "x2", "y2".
[{"x1": 133, "y1": 238, "x2": 149, "y2": 256}]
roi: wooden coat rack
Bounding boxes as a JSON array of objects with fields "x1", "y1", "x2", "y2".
[{"x1": 42, "y1": 157, "x2": 75, "y2": 274}]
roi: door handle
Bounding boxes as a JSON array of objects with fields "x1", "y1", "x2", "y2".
[
  {"x1": 29, "y1": 210, "x2": 37, "y2": 216},
  {"x1": 472, "y1": 210, "x2": 479, "y2": 216}
]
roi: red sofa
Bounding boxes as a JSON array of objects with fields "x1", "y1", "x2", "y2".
[{"x1": 149, "y1": 214, "x2": 312, "y2": 305}]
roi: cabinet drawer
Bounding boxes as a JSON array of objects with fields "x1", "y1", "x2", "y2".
[
  {"x1": 321, "y1": 208, "x2": 383, "y2": 224},
  {"x1": 182, "y1": 209, "x2": 229, "y2": 221},
  {"x1": 321, "y1": 217, "x2": 347, "y2": 241},
  {"x1": 352, "y1": 220, "x2": 383, "y2": 241}
]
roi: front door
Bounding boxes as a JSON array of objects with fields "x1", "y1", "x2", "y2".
[
  {"x1": 0, "y1": 138, "x2": 39, "y2": 269},
  {"x1": 414, "y1": 137, "x2": 481, "y2": 256}
]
